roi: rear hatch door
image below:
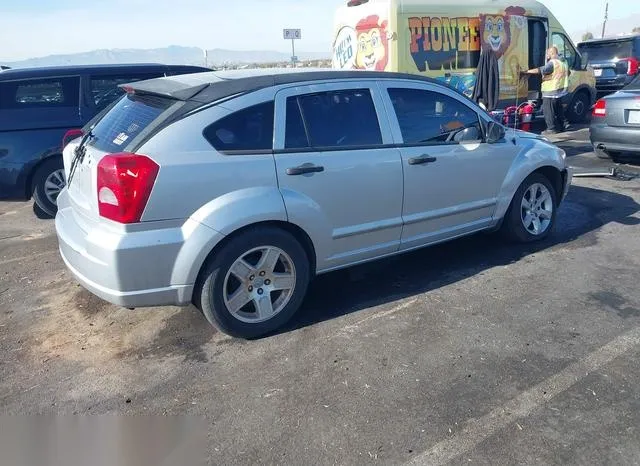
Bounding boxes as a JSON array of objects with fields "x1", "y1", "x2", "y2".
[{"x1": 63, "y1": 92, "x2": 182, "y2": 222}]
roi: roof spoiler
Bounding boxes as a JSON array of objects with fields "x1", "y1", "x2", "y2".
[{"x1": 118, "y1": 80, "x2": 210, "y2": 101}]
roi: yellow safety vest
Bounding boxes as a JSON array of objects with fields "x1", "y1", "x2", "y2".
[{"x1": 541, "y1": 59, "x2": 569, "y2": 95}]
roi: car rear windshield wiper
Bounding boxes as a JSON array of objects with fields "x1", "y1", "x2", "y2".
[{"x1": 67, "y1": 130, "x2": 94, "y2": 187}]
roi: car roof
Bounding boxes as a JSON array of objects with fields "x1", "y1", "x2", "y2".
[
  {"x1": 126, "y1": 68, "x2": 449, "y2": 103},
  {"x1": 0, "y1": 63, "x2": 210, "y2": 81},
  {"x1": 578, "y1": 33, "x2": 640, "y2": 46}
]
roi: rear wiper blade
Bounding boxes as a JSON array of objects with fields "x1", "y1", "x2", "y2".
[{"x1": 67, "y1": 130, "x2": 94, "y2": 187}]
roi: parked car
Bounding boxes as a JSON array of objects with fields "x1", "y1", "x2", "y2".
[
  {"x1": 55, "y1": 69, "x2": 572, "y2": 339},
  {"x1": 590, "y1": 73, "x2": 640, "y2": 161},
  {"x1": 578, "y1": 34, "x2": 640, "y2": 98},
  {"x1": 0, "y1": 63, "x2": 210, "y2": 216}
]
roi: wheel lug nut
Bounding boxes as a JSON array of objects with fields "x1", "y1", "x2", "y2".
[
  {"x1": 257, "y1": 288, "x2": 264, "y2": 295},
  {"x1": 248, "y1": 285, "x2": 253, "y2": 292},
  {"x1": 259, "y1": 271, "x2": 266, "y2": 277},
  {"x1": 264, "y1": 279, "x2": 271, "y2": 285},
  {"x1": 249, "y1": 275, "x2": 255, "y2": 281}
]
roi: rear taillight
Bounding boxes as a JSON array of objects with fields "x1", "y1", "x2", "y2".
[
  {"x1": 592, "y1": 99, "x2": 607, "y2": 117},
  {"x1": 624, "y1": 57, "x2": 639, "y2": 76},
  {"x1": 62, "y1": 129, "x2": 83, "y2": 149},
  {"x1": 96, "y1": 153, "x2": 159, "y2": 224}
]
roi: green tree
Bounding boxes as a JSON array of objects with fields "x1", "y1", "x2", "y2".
[{"x1": 582, "y1": 32, "x2": 594, "y2": 41}]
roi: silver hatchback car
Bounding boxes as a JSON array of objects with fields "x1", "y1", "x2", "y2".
[{"x1": 55, "y1": 69, "x2": 572, "y2": 338}]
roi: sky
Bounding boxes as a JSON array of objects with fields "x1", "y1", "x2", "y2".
[{"x1": 0, "y1": 0, "x2": 637, "y2": 62}]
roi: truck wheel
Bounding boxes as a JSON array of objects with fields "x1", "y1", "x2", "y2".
[
  {"x1": 32, "y1": 157, "x2": 65, "y2": 218},
  {"x1": 567, "y1": 91, "x2": 590, "y2": 124},
  {"x1": 501, "y1": 173, "x2": 558, "y2": 243},
  {"x1": 194, "y1": 227, "x2": 311, "y2": 339}
]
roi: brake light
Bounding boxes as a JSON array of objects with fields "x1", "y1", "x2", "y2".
[
  {"x1": 96, "y1": 153, "x2": 159, "y2": 224},
  {"x1": 622, "y1": 57, "x2": 639, "y2": 76},
  {"x1": 62, "y1": 129, "x2": 83, "y2": 149},
  {"x1": 592, "y1": 99, "x2": 606, "y2": 117}
]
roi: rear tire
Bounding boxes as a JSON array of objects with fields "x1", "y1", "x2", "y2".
[
  {"x1": 501, "y1": 173, "x2": 558, "y2": 243},
  {"x1": 32, "y1": 157, "x2": 65, "y2": 218},
  {"x1": 194, "y1": 227, "x2": 311, "y2": 339},
  {"x1": 566, "y1": 91, "x2": 590, "y2": 124}
]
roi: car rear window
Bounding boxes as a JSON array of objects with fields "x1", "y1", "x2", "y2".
[
  {"x1": 578, "y1": 40, "x2": 634, "y2": 62},
  {"x1": 88, "y1": 93, "x2": 177, "y2": 153},
  {"x1": 0, "y1": 77, "x2": 80, "y2": 109}
]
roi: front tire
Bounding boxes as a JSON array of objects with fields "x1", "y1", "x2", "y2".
[
  {"x1": 194, "y1": 227, "x2": 311, "y2": 339},
  {"x1": 502, "y1": 173, "x2": 558, "y2": 243},
  {"x1": 32, "y1": 157, "x2": 65, "y2": 218}
]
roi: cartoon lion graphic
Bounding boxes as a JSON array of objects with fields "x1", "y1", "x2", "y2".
[
  {"x1": 479, "y1": 6, "x2": 526, "y2": 60},
  {"x1": 479, "y1": 15, "x2": 511, "y2": 59},
  {"x1": 355, "y1": 15, "x2": 390, "y2": 71}
]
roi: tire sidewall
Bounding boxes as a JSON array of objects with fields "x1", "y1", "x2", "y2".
[
  {"x1": 33, "y1": 157, "x2": 64, "y2": 217},
  {"x1": 504, "y1": 173, "x2": 558, "y2": 243},
  {"x1": 197, "y1": 228, "x2": 310, "y2": 339}
]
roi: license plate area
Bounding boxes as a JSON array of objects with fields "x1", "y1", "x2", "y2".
[{"x1": 628, "y1": 110, "x2": 640, "y2": 125}]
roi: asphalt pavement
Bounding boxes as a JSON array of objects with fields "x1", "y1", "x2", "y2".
[{"x1": 1, "y1": 129, "x2": 639, "y2": 465}]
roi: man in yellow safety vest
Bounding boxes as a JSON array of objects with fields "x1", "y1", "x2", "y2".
[{"x1": 524, "y1": 46, "x2": 570, "y2": 135}]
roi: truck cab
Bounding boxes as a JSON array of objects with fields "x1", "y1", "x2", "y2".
[{"x1": 332, "y1": 0, "x2": 596, "y2": 125}]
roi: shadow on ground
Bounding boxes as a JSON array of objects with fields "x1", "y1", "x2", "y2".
[{"x1": 275, "y1": 185, "x2": 640, "y2": 336}]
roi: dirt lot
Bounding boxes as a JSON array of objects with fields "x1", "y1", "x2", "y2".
[{"x1": 1, "y1": 129, "x2": 640, "y2": 465}]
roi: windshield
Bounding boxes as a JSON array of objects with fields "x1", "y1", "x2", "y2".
[{"x1": 578, "y1": 40, "x2": 634, "y2": 62}]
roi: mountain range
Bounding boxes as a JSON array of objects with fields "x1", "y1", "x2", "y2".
[{"x1": 3, "y1": 45, "x2": 330, "y2": 69}]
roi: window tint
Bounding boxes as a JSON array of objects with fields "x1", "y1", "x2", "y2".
[
  {"x1": 388, "y1": 88, "x2": 481, "y2": 145},
  {"x1": 203, "y1": 101, "x2": 274, "y2": 153},
  {"x1": 552, "y1": 33, "x2": 577, "y2": 69},
  {"x1": 294, "y1": 89, "x2": 382, "y2": 148},
  {"x1": 89, "y1": 93, "x2": 176, "y2": 153},
  {"x1": 0, "y1": 77, "x2": 79, "y2": 109},
  {"x1": 90, "y1": 74, "x2": 162, "y2": 111},
  {"x1": 285, "y1": 97, "x2": 309, "y2": 149}
]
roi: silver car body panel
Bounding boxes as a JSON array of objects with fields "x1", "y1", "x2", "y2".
[{"x1": 55, "y1": 70, "x2": 571, "y2": 308}]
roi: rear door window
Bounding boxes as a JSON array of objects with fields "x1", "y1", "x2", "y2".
[
  {"x1": 578, "y1": 40, "x2": 634, "y2": 62},
  {"x1": 88, "y1": 93, "x2": 177, "y2": 153},
  {"x1": 203, "y1": 101, "x2": 275, "y2": 153},
  {"x1": 0, "y1": 77, "x2": 79, "y2": 109},
  {"x1": 388, "y1": 88, "x2": 482, "y2": 145},
  {"x1": 287, "y1": 89, "x2": 382, "y2": 149},
  {"x1": 90, "y1": 73, "x2": 163, "y2": 111}
]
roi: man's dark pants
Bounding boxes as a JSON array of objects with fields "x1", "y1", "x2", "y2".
[{"x1": 543, "y1": 97, "x2": 566, "y2": 132}]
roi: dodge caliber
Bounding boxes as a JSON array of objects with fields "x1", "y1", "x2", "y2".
[{"x1": 55, "y1": 70, "x2": 572, "y2": 338}]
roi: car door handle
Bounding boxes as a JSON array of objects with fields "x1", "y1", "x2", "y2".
[
  {"x1": 286, "y1": 163, "x2": 325, "y2": 176},
  {"x1": 408, "y1": 154, "x2": 437, "y2": 165}
]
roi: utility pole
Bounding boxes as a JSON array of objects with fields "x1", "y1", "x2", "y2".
[{"x1": 601, "y1": 2, "x2": 609, "y2": 38}]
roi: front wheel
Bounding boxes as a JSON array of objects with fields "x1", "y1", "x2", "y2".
[
  {"x1": 502, "y1": 173, "x2": 558, "y2": 243},
  {"x1": 194, "y1": 227, "x2": 311, "y2": 339},
  {"x1": 32, "y1": 157, "x2": 65, "y2": 218}
]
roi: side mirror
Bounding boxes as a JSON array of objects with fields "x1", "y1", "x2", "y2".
[
  {"x1": 454, "y1": 126, "x2": 481, "y2": 143},
  {"x1": 580, "y1": 54, "x2": 589, "y2": 70},
  {"x1": 486, "y1": 121, "x2": 505, "y2": 144}
]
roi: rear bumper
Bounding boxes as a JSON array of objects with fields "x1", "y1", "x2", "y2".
[
  {"x1": 590, "y1": 124, "x2": 640, "y2": 153},
  {"x1": 55, "y1": 189, "x2": 225, "y2": 308}
]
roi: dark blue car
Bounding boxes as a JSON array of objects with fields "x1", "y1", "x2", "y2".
[{"x1": 0, "y1": 63, "x2": 210, "y2": 216}]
